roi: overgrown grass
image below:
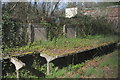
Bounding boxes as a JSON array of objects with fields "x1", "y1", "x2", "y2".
[
  {"x1": 84, "y1": 67, "x2": 97, "y2": 76},
  {"x1": 99, "y1": 50, "x2": 118, "y2": 68},
  {"x1": 3, "y1": 35, "x2": 118, "y2": 56},
  {"x1": 46, "y1": 68, "x2": 67, "y2": 78},
  {"x1": 46, "y1": 50, "x2": 118, "y2": 78},
  {"x1": 83, "y1": 50, "x2": 118, "y2": 78},
  {"x1": 95, "y1": 68, "x2": 104, "y2": 77},
  {"x1": 46, "y1": 63, "x2": 85, "y2": 78}
]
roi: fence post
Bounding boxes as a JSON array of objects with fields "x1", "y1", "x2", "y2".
[
  {"x1": 28, "y1": 23, "x2": 32, "y2": 43},
  {"x1": 63, "y1": 25, "x2": 66, "y2": 37},
  {"x1": 28, "y1": 23, "x2": 34, "y2": 44},
  {"x1": 75, "y1": 27, "x2": 77, "y2": 38}
]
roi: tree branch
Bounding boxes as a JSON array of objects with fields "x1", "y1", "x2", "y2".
[
  {"x1": 9, "y1": 2, "x2": 18, "y2": 12},
  {"x1": 50, "y1": 0, "x2": 61, "y2": 16}
]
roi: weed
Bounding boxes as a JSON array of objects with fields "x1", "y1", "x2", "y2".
[
  {"x1": 3, "y1": 50, "x2": 118, "y2": 78},
  {"x1": 73, "y1": 74, "x2": 81, "y2": 78},
  {"x1": 71, "y1": 62, "x2": 84, "y2": 70},
  {"x1": 40, "y1": 64, "x2": 47, "y2": 73},
  {"x1": 96, "y1": 68, "x2": 104, "y2": 78},
  {"x1": 99, "y1": 60, "x2": 110, "y2": 67},
  {"x1": 46, "y1": 68, "x2": 66, "y2": 78},
  {"x1": 84, "y1": 67, "x2": 97, "y2": 76},
  {"x1": 99, "y1": 51, "x2": 118, "y2": 68}
]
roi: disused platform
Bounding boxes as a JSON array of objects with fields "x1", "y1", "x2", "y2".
[{"x1": 1, "y1": 41, "x2": 119, "y2": 78}]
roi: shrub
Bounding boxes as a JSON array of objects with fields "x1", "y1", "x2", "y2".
[
  {"x1": 60, "y1": 15, "x2": 115, "y2": 37},
  {"x1": 2, "y1": 13, "x2": 27, "y2": 48}
]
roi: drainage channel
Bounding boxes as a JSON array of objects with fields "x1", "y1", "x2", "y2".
[{"x1": 1, "y1": 42, "x2": 119, "y2": 78}]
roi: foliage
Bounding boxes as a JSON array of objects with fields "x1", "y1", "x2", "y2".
[
  {"x1": 2, "y1": 2, "x2": 119, "y2": 78},
  {"x1": 40, "y1": 20, "x2": 51, "y2": 26},
  {"x1": 95, "y1": 69, "x2": 104, "y2": 77},
  {"x1": 46, "y1": 22, "x2": 63, "y2": 41},
  {"x1": 97, "y1": 2, "x2": 119, "y2": 8},
  {"x1": 84, "y1": 67, "x2": 97, "y2": 76},
  {"x1": 99, "y1": 50, "x2": 118, "y2": 68},
  {"x1": 60, "y1": 15, "x2": 115, "y2": 37},
  {"x1": 2, "y1": 13, "x2": 26, "y2": 48},
  {"x1": 73, "y1": 74, "x2": 81, "y2": 78},
  {"x1": 3, "y1": 50, "x2": 118, "y2": 78},
  {"x1": 83, "y1": 50, "x2": 118, "y2": 78},
  {"x1": 46, "y1": 61, "x2": 84, "y2": 78},
  {"x1": 2, "y1": 2, "x2": 117, "y2": 48},
  {"x1": 47, "y1": 68, "x2": 66, "y2": 78},
  {"x1": 2, "y1": 2, "x2": 61, "y2": 48},
  {"x1": 70, "y1": 62, "x2": 84, "y2": 70}
]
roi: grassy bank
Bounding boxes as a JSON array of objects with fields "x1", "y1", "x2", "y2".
[{"x1": 46, "y1": 50, "x2": 118, "y2": 78}]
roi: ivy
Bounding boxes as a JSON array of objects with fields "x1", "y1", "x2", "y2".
[{"x1": 2, "y1": 13, "x2": 24, "y2": 48}]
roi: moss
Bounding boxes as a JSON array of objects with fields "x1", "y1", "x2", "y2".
[{"x1": 3, "y1": 35, "x2": 118, "y2": 57}]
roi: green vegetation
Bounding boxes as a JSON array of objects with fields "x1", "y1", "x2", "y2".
[
  {"x1": 46, "y1": 63, "x2": 85, "y2": 78},
  {"x1": 46, "y1": 50, "x2": 118, "y2": 78},
  {"x1": 46, "y1": 68, "x2": 66, "y2": 78},
  {"x1": 3, "y1": 50, "x2": 118, "y2": 78},
  {"x1": 3, "y1": 4, "x2": 118, "y2": 49},
  {"x1": 83, "y1": 50, "x2": 118, "y2": 78},
  {"x1": 61, "y1": 15, "x2": 116, "y2": 36},
  {"x1": 99, "y1": 53, "x2": 118, "y2": 68},
  {"x1": 95, "y1": 68, "x2": 104, "y2": 77},
  {"x1": 84, "y1": 67, "x2": 97, "y2": 76},
  {"x1": 3, "y1": 35, "x2": 118, "y2": 57},
  {"x1": 2, "y1": 2, "x2": 119, "y2": 79},
  {"x1": 97, "y1": 2, "x2": 119, "y2": 8}
]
